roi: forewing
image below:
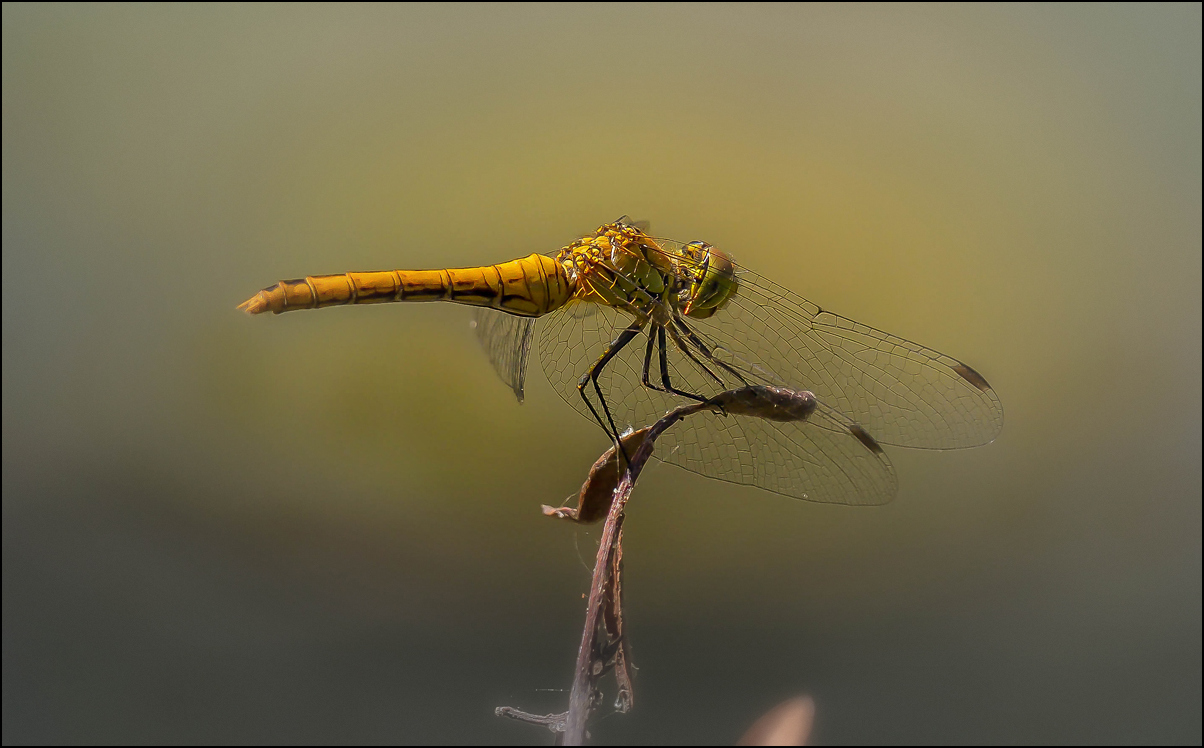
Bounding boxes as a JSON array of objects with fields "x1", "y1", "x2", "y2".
[
  {"x1": 646, "y1": 239, "x2": 1004, "y2": 449},
  {"x1": 471, "y1": 308, "x2": 536, "y2": 403}
]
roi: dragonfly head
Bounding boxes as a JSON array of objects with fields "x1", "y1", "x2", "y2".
[{"x1": 682, "y1": 241, "x2": 737, "y2": 318}]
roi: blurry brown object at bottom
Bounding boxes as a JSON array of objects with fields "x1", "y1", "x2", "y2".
[{"x1": 737, "y1": 696, "x2": 815, "y2": 746}]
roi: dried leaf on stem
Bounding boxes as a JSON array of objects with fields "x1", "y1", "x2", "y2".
[{"x1": 498, "y1": 387, "x2": 835, "y2": 745}]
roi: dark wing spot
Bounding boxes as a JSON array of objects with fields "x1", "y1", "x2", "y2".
[
  {"x1": 953, "y1": 363, "x2": 992, "y2": 392},
  {"x1": 848, "y1": 424, "x2": 885, "y2": 455}
]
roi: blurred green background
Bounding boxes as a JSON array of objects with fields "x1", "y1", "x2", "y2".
[{"x1": 3, "y1": 4, "x2": 1200, "y2": 744}]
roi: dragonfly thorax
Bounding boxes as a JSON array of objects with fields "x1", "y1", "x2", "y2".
[{"x1": 556, "y1": 220, "x2": 739, "y2": 322}]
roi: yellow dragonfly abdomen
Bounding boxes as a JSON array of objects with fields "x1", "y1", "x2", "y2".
[{"x1": 237, "y1": 253, "x2": 573, "y2": 318}]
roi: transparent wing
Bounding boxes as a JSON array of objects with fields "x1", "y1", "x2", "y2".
[
  {"x1": 537, "y1": 303, "x2": 896, "y2": 504},
  {"x1": 664, "y1": 401, "x2": 897, "y2": 505},
  {"x1": 615, "y1": 215, "x2": 651, "y2": 233},
  {"x1": 471, "y1": 308, "x2": 536, "y2": 403},
  {"x1": 641, "y1": 239, "x2": 1005, "y2": 449}
]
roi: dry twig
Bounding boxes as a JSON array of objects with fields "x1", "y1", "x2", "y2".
[{"x1": 497, "y1": 386, "x2": 822, "y2": 745}]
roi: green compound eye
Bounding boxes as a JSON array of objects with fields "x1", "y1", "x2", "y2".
[{"x1": 683, "y1": 244, "x2": 737, "y2": 318}]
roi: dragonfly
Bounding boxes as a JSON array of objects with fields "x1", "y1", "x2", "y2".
[{"x1": 239, "y1": 217, "x2": 1003, "y2": 505}]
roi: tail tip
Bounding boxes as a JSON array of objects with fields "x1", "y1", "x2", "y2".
[{"x1": 237, "y1": 293, "x2": 268, "y2": 315}]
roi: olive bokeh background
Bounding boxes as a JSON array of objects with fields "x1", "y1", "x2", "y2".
[{"x1": 4, "y1": 4, "x2": 1200, "y2": 744}]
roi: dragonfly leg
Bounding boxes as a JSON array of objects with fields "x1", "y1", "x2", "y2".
[
  {"x1": 640, "y1": 327, "x2": 659, "y2": 388},
  {"x1": 654, "y1": 322, "x2": 707, "y2": 399},
  {"x1": 672, "y1": 316, "x2": 750, "y2": 385},
  {"x1": 578, "y1": 319, "x2": 645, "y2": 460},
  {"x1": 639, "y1": 325, "x2": 701, "y2": 399},
  {"x1": 665, "y1": 322, "x2": 726, "y2": 387}
]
